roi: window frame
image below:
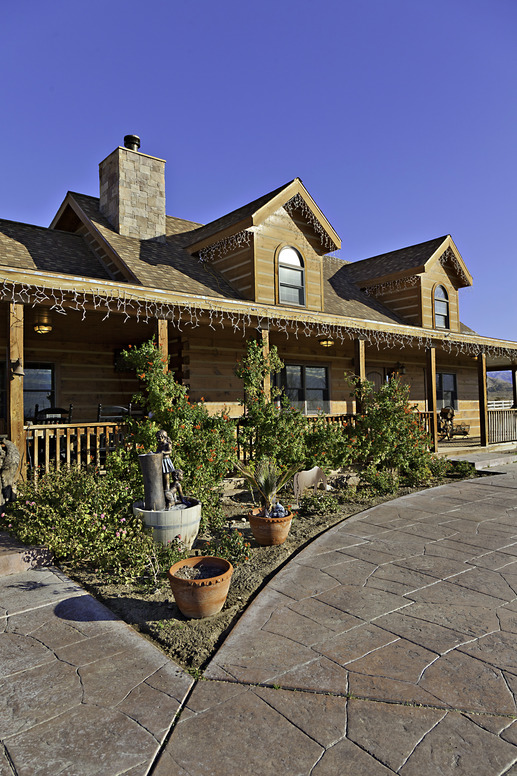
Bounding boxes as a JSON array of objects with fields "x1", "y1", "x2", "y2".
[
  {"x1": 436, "y1": 372, "x2": 458, "y2": 410},
  {"x1": 433, "y1": 284, "x2": 450, "y2": 330},
  {"x1": 277, "y1": 245, "x2": 306, "y2": 307},
  {"x1": 275, "y1": 363, "x2": 329, "y2": 415}
]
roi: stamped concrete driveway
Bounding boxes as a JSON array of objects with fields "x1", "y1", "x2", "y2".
[{"x1": 155, "y1": 464, "x2": 517, "y2": 776}]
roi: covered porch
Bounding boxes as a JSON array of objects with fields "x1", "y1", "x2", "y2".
[{"x1": 3, "y1": 275, "x2": 517, "y2": 477}]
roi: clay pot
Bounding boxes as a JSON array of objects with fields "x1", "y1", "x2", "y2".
[
  {"x1": 248, "y1": 507, "x2": 293, "y2": 546},
  {"x1": 167, "y1": 556, "x2": 233, "y2": 619}
]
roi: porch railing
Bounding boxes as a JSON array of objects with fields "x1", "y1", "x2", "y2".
[
  {"x1": 488, "y1": 409, "x2": 517, "y2": 444},
  {"x1": 24, "y1": 421, "x2": 127, "y2": 478}
]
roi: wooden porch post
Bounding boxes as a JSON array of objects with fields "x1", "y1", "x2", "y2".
[
  {"x1": 426, "y1": 345, "x2": 438, "y2": 453},
  {"x1": 261, "y1": 329, "x2": 271, "y2": 400},
  {"x1": 478, "y1": 352, "x2": 489, "y2": 447},
  {"x1": 8, "y1": 303, "x2": 25, "y2": 469},
  {"x1": 157, "y1": 319, "x2": 169, "y2": 372},
  {"x1": 512, "y1": 367, "x2": 517, "y2": 408},
  {"x1": 353, "y1": 338, "x2": 366, "y2": 414}
]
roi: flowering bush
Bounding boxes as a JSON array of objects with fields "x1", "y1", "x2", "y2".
[
  {"x1": 121, "y1": 339, "x2": 237, "y2": 528},
  {"x1": 344, "y1": 376, "x2": 438, "y2": 487},
  {"x1": 0, "y1": 465, "x2": 185, "y2": 583},
  {"x1": 235, "y1": 340, "x2": 309, "y2": 469}
]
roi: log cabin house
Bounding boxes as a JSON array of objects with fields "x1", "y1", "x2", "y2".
[{"x1": 1, "y1": 135, "x2": 516, "y2": 473}]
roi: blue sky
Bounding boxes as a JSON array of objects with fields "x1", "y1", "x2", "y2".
[{"x1": 1, "y1": 0, "x2": 516, "y2": 341}]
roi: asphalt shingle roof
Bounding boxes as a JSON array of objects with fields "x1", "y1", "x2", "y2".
[
  {"x1": 323, "y1": 255, "x2": 406, "y2": 324},
  {"x1": 0, "y1": 218, "x2": 112, "y2": 280},
  {"x1": 343, "y1": 236, "x2": 448, "y2": 284},
  {"x1": 71, "y1": 194, "x2": 241, "y2": 299}
]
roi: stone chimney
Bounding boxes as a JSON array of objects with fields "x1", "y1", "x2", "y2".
[{"x1": 99, "y1": 135, "x2": 166, "y2": 242}]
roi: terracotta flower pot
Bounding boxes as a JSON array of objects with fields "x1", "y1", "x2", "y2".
[
  {"x1": 167, "y1": 556, "x2": 233, "y2": 619},
  {"x1": 248, "y1": 507, "x2": 293, "y2": 546}
]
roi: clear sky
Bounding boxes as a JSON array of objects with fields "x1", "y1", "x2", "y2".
[{"x1": 1, "y1": 0, "x2": 516, "y2": 341}]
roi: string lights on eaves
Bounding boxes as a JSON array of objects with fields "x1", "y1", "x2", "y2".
[{"x1": 1, "y1": 279, "x2": 516, "y2": 361}]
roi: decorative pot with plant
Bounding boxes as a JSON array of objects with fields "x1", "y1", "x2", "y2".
[
  {"x1": 167, "y1": 556, "x2": 233, "y2": 619},
  {"x1": 236, "y1": 459, "x2": 299, "y2": 546}
]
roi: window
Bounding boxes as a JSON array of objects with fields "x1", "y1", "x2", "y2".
[
  {"x1": 0, "y1": 362, "x2": 55, "y2": 422},
  {"x1": 436, "y1": 372, "x2": 457, "y2": 410},
  {"x1": 278, "y1": 246, "x2": 305, "y2": 306},
  {"x1": 23, "y1": 364, "x2": 55, "y2": 419},
  {"x1": 367, "y1": 370, "x2": 384, "y2": 391},
  {"x1": 277, "y1": 364, "x2": 329, "y2": 414},
  {"x1": 434, "y1": 285, "x2": 449, "y2": 329}
]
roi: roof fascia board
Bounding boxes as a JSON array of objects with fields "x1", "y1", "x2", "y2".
[
  {"x1": 1, "y1": 264, "x2": 516, "y2": 358},
  {"x1": 253, "y1": 178, "x2": 341, "y2": 249},
  {"x1": 50, "y1": 193, "x2": 140, "y2": 284},
  {"x1": 427, "y1": 235, "x2": 473, "y2": 287}
]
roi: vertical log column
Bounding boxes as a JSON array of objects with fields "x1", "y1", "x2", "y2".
[
  {"x1": 512, "y1": 367, "x2": 517, "y2": 409},
  {"x1": 426, "y1": 345, "x2": 438, "y2": 453},
  {"x1": 157, "y1": 319, "x2": 169, "y2": 371},
  {"x1": 8, "y1": 303, "x2": 25, "y2": 468},
  {"x1": 478, "y1": 352, "x2": 489, "y2": 447},
  {"x1": 353, "y1": 338, "x2": 366, "y2": 414},
  {"x1": 261, "y1": 329, "x2": 271, "y2": 400}
]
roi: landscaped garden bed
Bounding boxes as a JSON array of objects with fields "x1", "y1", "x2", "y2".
[{"x1": 0, "y1": 337, "x2": 479, "y2": 673}]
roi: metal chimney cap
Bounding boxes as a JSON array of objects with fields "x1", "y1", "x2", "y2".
[{"x1": 124, "y1": 135, "x2": 141, "y2": 151}]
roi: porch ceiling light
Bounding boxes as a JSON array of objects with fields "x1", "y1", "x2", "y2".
[
  {"x1": 319, "y1": 338, "x2": 334, "y2": 348},
  {"x1": 34, "y1": 310, "x2": 52, "y2": 335}
]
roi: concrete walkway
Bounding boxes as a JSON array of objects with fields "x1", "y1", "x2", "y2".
[{"x1": 2, "y1": 451, "x2": 517, "y2": 774}]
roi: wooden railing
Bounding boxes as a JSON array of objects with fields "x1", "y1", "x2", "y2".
[
  {"x1": 488, "y1": 409, "x2": 517, "y2": 444},
  {"x1": 24, "y1": 421, "x2": 127, "y2": 478}
]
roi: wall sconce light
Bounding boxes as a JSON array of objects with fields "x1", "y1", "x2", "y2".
[
  {"x1": 319, "y1": 338, "x2": 334, "y2": 348},
  {"x1": 10, "y1": 358, "x2": 25, "y2": 377},
  {"x1": 34, "y1": 310, "x2": 52, "y2": 335},
  {"x1": 395, "y1": 362, "x2": 406, "y2": 375}
]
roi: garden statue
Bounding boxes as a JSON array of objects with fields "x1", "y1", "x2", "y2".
[
  {"x1": 293, "y1": 466, "x2": 328, "y2": 504},
  {"x1": 0, "y1": 438, "x2": 21, "y2": 509},
  {"x1": 165, "y1": 468, "x2": 185, "y2": 508},
  {"x1": 155, "y1": 429, "x2": 175, "y2": 493},
  {"x1": 135, "y1": 431, "x2": 201, "y2": 549}
]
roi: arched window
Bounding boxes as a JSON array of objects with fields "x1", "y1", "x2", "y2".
[
  {"x1": 434, "y1": 285, "x2": 449, "y2": 329},
  {"x1": 278, "y1": 246, "x2": 305, "y2": 306}
]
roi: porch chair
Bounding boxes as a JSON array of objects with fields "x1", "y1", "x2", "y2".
[
  {"x1": 34, "y1": 404, "x2": 73, "y2": 424},
  {"x1": 97, "y1": 403, "x2": 133, "y2": 422}
]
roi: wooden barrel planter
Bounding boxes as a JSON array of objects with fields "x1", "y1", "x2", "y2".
[
  {"x1": 133, "y1": 499, "x2": 201, "y2": 549},
  {"x1": 167, "y1": 556, "x2": 233, "y2": 619},
  {"x1": 248, "y1": 507, "x2": 293, "y2": 546}
]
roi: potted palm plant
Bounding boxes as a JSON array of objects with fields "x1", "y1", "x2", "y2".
[{"x1": 236, "y1": 458, "x2": 300, "y2": 546}]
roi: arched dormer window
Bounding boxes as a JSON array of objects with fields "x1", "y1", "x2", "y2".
[
  {"x1": 434, "y1": 285, "x2": 449, "y2": 329},
  {"x1": 278, "y1": 246, "x2": 305, "y2": 306}
]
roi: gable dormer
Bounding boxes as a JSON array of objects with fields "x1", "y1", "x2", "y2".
[
  {"x1": 344, "y1": 235, "x2": 472, "y2": 332},
  {"x1": 185, "y1": 179, "x2": 340, "y2": 309}
]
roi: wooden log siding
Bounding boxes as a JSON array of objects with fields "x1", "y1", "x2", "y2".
[
  {"x1": 488, "y1": 409, "x2": 517, "y2": 444},
  {"x1": 255, "y1": 208, "x2": 324, "y2": 309},
  {"x1": 206, "y1": 238, "x2": 255, "y2": 300}
]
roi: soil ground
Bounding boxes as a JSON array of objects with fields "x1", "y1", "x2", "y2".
[{"x1": 64, "y1": 473, "x2": 477, "y2": 675}]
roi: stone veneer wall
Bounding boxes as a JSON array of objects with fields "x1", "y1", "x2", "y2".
[{"x1": 99, "y1": 147, "x2": 166, "y2": 241}]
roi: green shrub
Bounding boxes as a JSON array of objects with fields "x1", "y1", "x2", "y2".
[
  {"x1": 121, "y1": 339, "x2": 237, "y2": 529},
  {"x1": 203, "y1": 527, "x2": 251, "y2": 565},
  {"x1": 345, "y1": 376, "x2": 436, "y2": 486},
  {"x1": 235, "y1": 340, "x2": 308, "y2": 469},
  {"x1": 360, "y1": 465, "x2": 400, "y2": 495},
  {"x1": 299, "y1": 491, "x2": 339, "y2": 516},
  {"x1": 0, "y1": 465, "x2": 185, "y2": 583}
]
